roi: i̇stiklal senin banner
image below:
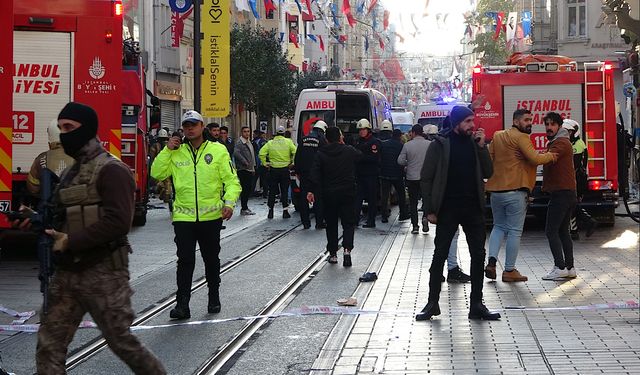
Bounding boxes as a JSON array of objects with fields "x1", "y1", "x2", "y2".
[{"x1": 201, "y1": 0, "x2": 230, "y2": 118}]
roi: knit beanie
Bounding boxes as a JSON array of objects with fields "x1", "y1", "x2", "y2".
[
  {"x1": 449, "y1": 105, "x2": 474, "y2": 128},
  {"x1": 57, "y1": 102, "x2": 98, "y2": 138}
]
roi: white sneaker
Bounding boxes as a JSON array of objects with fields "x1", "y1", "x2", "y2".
[
  {"x1": 566, "y1": 267, "x2": 577, "y2": 279},
  {"x1": 542, "y1": 267, "x2": 569, "y2": 280}
]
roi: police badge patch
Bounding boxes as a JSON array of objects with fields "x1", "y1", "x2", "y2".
[{"x1": 205, "y1": 154, "x2": 213, "y2": 164}]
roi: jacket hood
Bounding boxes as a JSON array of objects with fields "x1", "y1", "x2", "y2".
[{"x1": 548, "y1": 127, "x2": 570, "y2": 143}]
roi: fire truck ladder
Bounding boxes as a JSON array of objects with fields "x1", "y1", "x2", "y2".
[
  {"x1": 583, "y1": 62, "x2": 607, "y2": 180},
  {"x1": 121, "y1": 105, "x2": 138, "y2": 179}
]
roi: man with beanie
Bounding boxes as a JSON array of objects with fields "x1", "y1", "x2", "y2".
[
  {"x1": 417, "y1": 105, "x2": 500, "y2": 321},
  {"x1": 151, "y1": 110, "x2": 241, "y2": 319},
  {"x1": 541, "y1": 112, "x2": 578, "y2": 280},
  {"x1": 484, "y1": 109, "x2": 557, "y2": 282},
  {"x1": 27, "y1": 102, "x2": 166, "y2": 374},
  {"x1": 260, "y1": 125, "x2": 297, "y2": 219}
]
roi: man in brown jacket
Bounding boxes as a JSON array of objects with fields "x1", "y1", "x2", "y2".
[
  {"x1": 485, "y1": 109, "x2": 557, "y2": 282},
  {"x1": 541, "y1": 112, "x2": 577, "y2": 281}
]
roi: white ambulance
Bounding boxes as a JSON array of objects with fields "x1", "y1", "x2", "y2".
[
  {"x1": 292, "y1": 81, "x2": 392, "y2": 144},
  {"x1": 414, "y1": 99, "x2": 468, "y2": 128}
]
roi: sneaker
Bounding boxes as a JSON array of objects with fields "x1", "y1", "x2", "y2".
[
  {"x1": 447, "y1": 266, "x2": 471, "y2": 283},
  {"x1": 502, "y1": 269, "x2": 528, "y2": 282},
  {"x1": 240, "y1": 208, "x2": 255, "y2": 216},
  {"x1": 283, "y1": 210, "x2": 291, "y2": 219},
  {"x1": 542, "y1": 266, "x2": 569, "y2": 280},
  {"x1": 267, "y1": 208, "x2": 274, "y2": 219},
  {"x1": 327, "y1": 255, "x2": 338, "y2": 264},
  {"x1": 566, "y1": 267, "x2": 577, "y2": 279},
  {"x1": 343, "y1": 251, "x2": 352, "y2": 267},
  {"x1": 484, "y1": 264, "x2": 496, "y2": 280},
  {"x1": 411, "y1": 225, "x2": 419, "y2": 234},
  {"x1": 421, "y1": 219, "x2": 429, "y2": 233}
]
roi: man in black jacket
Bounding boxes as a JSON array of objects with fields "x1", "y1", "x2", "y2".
[
  {"x1": 308, "y1": 127, "x2": 362, "y2": 267},
  {"x1": 417, "y1": 105, "x2": 500, "y2": 321},
  {"x1": 294, "y1": 120, "x2": 328, "y2": 229},
  {"x1": 354, "y1": 118, "x2": 381, "y2": 228},
  {"x1": 379, "y1": 122, "x2": 409, "y2": 223}
]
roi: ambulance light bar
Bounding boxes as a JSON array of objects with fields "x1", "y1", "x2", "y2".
[{"x1": 314, "y1": 80, "x2": 359, "y2": 87}]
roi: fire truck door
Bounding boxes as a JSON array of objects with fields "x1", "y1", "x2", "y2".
[{"x1": 13, "y1": 31, "x2": 72, "y2": 174}]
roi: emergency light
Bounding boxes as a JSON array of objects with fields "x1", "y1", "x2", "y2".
[
  {"x1": 113, "y1": 1, "x2": 124, "y2": 16},
  {"x1": 525, "y1": 62, "x2": 559, "y2": 72},
  {"x1": 588, "y1": 179, "x2": 614, "y2": 191}
]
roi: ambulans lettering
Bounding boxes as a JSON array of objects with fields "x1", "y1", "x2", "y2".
[
  {"x1": 305, "y1": 100, "x2": 335, "y2": 110},
  {"x1": 12, "y1": 63, "x2": 61, "y2": 94},
  {"x1": 420, "y1": 111, "x2": 447, "y2": 118}
]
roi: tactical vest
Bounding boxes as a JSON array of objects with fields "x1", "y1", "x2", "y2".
[{"x1": 55, "y1": 152, "x2": 130, "y2": 270}]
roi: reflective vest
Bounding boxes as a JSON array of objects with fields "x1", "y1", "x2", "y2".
[
  {"x1": 150, "y1": 140, "x2": 241, "y2": 222},
  {"x1": 259, "y1": 135, "x2": 297, "y2": 168}
]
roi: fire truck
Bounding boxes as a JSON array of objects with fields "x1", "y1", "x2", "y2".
[
  {"x1": 472, "y1": 55, "x2": 619, "y2": 224},
  {"x1": 0, "y1": 0, "x2": 153, "y2": 229}
]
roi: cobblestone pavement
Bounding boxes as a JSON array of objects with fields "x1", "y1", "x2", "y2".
[{"x1": 313, "y1": 216, "x2": 640, "y2": 375}]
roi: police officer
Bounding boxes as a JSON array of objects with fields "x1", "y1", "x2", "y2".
[
  {"x1": 29, "y1": 102, "x2": 166, "y2": 374},
  {"x1": 354, "y1": 118, "x2": 381, "y2": 228},
  {"x1": 26, "y1": 120, "x2": 74, "y2": 196},
  {"x1": 151, "y1": 110, "x2": 241, "y2": 319},
  {"x1": 294, "y1": 120, "x2": 328, "y2": 229},
  {"x1": 259, "y1": 126, "x2": 297, "y2": 219},
  {"x1": 378, "y1": 120, "x2": 409, "y2": 223}
]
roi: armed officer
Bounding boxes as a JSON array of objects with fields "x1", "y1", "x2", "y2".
[
  {"x1": 23, "y1": 102, "x2": 166, "y2": 374},
  {"x1": 354, "y1": 118, "x2": 381, "y2": 228},
  {"x1": 294, "y1": 120, "x2": 328, "y2": 229}
]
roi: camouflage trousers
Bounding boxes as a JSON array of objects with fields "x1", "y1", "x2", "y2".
[{"x1": 36, "y1": 256, "x2": 166, "y2": 374}]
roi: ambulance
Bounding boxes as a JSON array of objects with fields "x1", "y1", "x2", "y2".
[
  {"x1": 292, "y1": 81, "x2": 392, "y2": 144},
  {"x1": 472, "y1": 55, "x2": 619, "y2": 224},
  {"x1": 415, "y1": 99, "x2": 468, "y2": 128},
  {"x1": 390, "y1": 107, "x2": 414, "y2": 134}
]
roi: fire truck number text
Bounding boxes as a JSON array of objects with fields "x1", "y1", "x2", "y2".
[
  {"x1": 12, "y1": 111, "x2": 35, "y2": 144},
  {"x1": 530, "y1": 133, "x2": 548, "y2": 151}
]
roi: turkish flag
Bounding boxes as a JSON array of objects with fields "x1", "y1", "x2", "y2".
[
  {"x1": 493, "y1": 12, "x2": 504, "y2": 40},
  {"x1": 379, "y1": 58, "x2": 405, "y2": 82},
  {"x1": 342, "y1": 0, "x2": 356, "y2": 27},
  {"x1": 383, "y1": 10, "x2": 390, "y2": 30},
  {"x1": 367, "y1": 0, "x2": 378, "y2": 14},
  {"x1": 318, "y1": 35, "x2": 325, "y2": 51},
  {"x1": 289, "y1": 31, "x2": 299, "y2": 48},
  {"x1": 263, "y1": 0, "x2": 276, "y2": 14}
]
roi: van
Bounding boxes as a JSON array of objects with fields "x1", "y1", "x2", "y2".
[
  {"x1": 292, "y1": 81, "x2": 392, "y2": 144},
  {"x1": 415, "y1": 100, "x2": 468, "y2": 128},
  {"x1": 390, "y1": 108, "x2": 414, "y2": 134}
]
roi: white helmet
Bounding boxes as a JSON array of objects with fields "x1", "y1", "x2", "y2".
[
  {"x1": 380, "y1": 120, "x2": 393, "y2": 131},
  {"x1": 356, "y1": 118, "x2": 371, "y2": 129},
  {"x1": 157, "y1": 129, "x2": 169, "y2": 138},
  {"x1": 313, "y1": 120, "x2": 328, "y2": 132},
  {"x1": 423, "y1": 124, "x2": 439, "y2": 135},
  {"x1": 562, "y1": 118, "x2": 580, "y2": 133},
  {"x1": 47, "y1": 119, "x2": 61, "y2": 144}
]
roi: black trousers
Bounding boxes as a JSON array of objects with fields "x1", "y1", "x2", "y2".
[
  {"x1": 429, "y1": 199, "x2": 486, "y2": 305},
  {"x1": 324, "y1": 191, "x2": 356, "y2": 255},
  {"x1": 406, "y1": 180, "x2": 423, "y2": 226},
  {"x1": 298, "y1": 175, "x2": 324, "y2": 226},
  {"x1": 380, "y1": 178, "x2": 408, "y2": 219},
  {"x1": 237, "y1": 170, "x2": 254, "y2": 210},
  {"x1": 253, "y1": 165, "x2": 268, "y2": 196},
  {"x1": 267, "y1": 167, "x2": 290, "y2": 209},
  {"x1": 173, "y1": 220, "x2": 223, "y2": 302},
  {"x1": 355, "y1": 174, "x2": 378, "y2": 224},
  {"x1": 545, "y1": 190, "x2": 576, "y2": 269}
]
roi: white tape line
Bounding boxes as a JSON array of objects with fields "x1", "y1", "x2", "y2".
[{"x1": 1, "y1": 301, "x2": 637, "y2": 333}]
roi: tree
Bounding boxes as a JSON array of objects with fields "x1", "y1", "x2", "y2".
[
  {"x1": 230, "y1": 24, "x2": 295, "y2": 121},
  {"x1": 282, "y1": 65, "x2": 339, "y2": 117},
  {"x1": 465, "y1": 0, "x2": 515, "y2": 65}
]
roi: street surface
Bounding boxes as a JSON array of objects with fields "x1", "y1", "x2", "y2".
[{"x1": 0, "y1": 197, "x2": 638, "y2": 374}]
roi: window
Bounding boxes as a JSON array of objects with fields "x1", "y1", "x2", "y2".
[{"x1": 568, "y1": 0, "x2": 586, "y2": 37}]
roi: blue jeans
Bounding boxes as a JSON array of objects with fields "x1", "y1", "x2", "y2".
[{"x1": 488, "y1": 191, "x2": 528, "y2": 271}]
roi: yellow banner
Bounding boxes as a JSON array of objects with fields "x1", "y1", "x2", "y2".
[{"x1": 201, "y1": 0, "x2": 230, "y2": 117}]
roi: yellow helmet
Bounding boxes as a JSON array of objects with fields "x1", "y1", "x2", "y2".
[{"x1": 356, "y1": 118, "x2": 371, "y2": 129}]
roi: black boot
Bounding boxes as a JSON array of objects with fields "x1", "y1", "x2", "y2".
[
  {"x1": 268, "y1": 208, "x2": 274, "y2": 219},
  {"x1": 468, "y1": 303, "x2": 501, "y2": 320},
  {"x1": 170, "y1": 296, "x2": 191, "y2": 319},
  {"x1": 415, "y1": 301, "x2": 441, "y2": 321},
  {"x1": 208, "y1": 288, "x2": 221, "y2": 314}
]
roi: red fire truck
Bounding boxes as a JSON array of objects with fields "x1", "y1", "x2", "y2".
[
  {"x1": 472, "y1": 55, "x2": 619, "y2": 224},
  {"x1": 0, "y1": 0, "x2": 152, "y2": 228}
]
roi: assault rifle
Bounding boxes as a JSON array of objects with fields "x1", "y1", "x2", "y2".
[{"x1": 0, "y1": 169, "x2": 57, "y2": 314}]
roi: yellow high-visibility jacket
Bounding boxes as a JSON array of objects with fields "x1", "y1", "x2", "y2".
[
  {"x1": 151, "y1": 140, "x2": 241, "y2": 222},
  {"x1": 259, "y1": 135, "x2": 297, "y2": 168}
]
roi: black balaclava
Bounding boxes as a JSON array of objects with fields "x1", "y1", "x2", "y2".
[{"x1": 57, "y1": 102, "x2": 99, "y2": 157}]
